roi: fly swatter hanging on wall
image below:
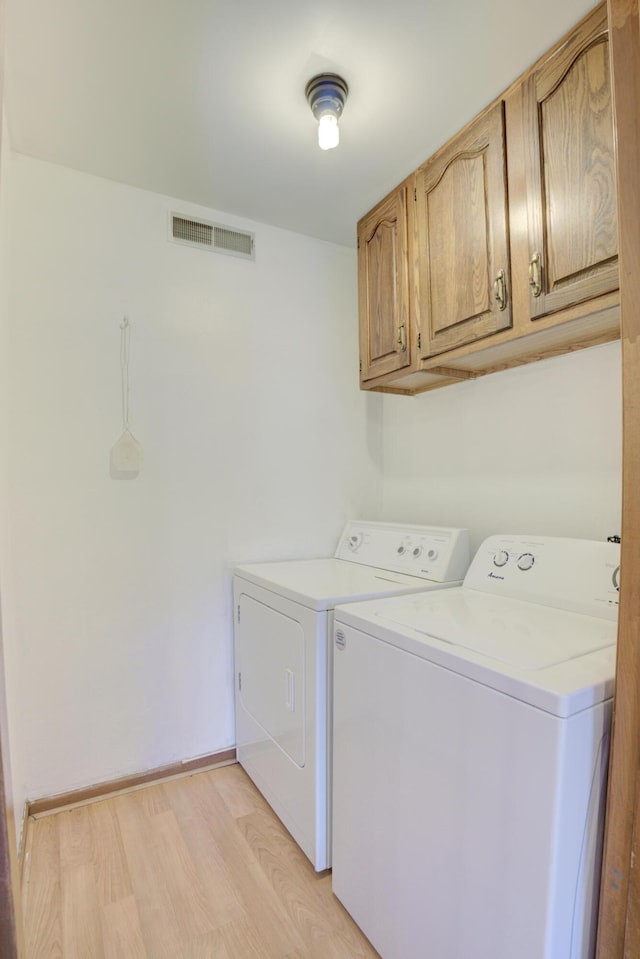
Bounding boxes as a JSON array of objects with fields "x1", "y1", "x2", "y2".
[{"x1": 110, "y1": 317, "x2": 142, "y2": 479}]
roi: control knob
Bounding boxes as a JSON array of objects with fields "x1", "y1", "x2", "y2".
[
  {"x1": 493, "y1": 550, "x2": 509, "y2": 568},
  {"x1": 412, "y1": 546, "x2": 422, "y2": 558},
  {"x1": 517, "y1": 552, "x2": 535, "y2": 571}
]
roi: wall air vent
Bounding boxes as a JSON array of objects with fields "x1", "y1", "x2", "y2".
[{"x1": 170, "y1": 213, "x2": 255, "y2": 261}]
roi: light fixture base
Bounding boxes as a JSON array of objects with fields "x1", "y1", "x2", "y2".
[{"x1": 305, "y1": 73, "x2": 349, "y2": 121}]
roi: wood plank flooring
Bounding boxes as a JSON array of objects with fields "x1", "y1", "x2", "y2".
[{"x1": 21, "y1": 764, "x2": 381, "y2": 959}]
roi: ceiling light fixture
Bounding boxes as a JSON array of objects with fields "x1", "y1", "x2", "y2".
[{"x1": 305, "y1": 73, "x2": 349, "y2": 151}]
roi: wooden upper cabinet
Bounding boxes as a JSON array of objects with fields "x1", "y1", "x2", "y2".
[
  {"x1": 356, "y1": 3, "x2": 619, "y2": 395},
  {"x1": 358, "y1": 184, "x2": 413, "y2": 382},
  {"x1": 416, "y1": 102, "x2": 512, "y2": 358},
  {"x1": 522, "y1": 4, "x2": 618, "y2": 319}
]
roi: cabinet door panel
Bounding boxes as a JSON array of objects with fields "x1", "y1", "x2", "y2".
[
  {"x1": 526, "y1": 6, "x2": 617, "y2": 318},
  {"x1": 417, "y1": 102, "x2": 512, "y2": 358},
  {"x1": 358, "y1": 187, "x2": 411, "y2": 381},
  {"x1": 367, "y1": 220, "x2": 401, "y2": 357},
  {"x1": 429, "y1": 155, "x2": 490, "y2": 334}
]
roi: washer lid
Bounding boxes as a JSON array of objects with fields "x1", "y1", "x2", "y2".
[
  {"x1": 376, "y1": 590, "x2": 615, "y2": 670},
  {"x1": 335, "y1": 588, "x2": 618, "y2": 717},
  {"x1": 234, "y1": 558, "x2": 454, "y2": 611}
]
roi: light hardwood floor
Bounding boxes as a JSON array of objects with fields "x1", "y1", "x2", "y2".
[{"x1": 21, "y1": 763, "x2": 380, "y2": 959}]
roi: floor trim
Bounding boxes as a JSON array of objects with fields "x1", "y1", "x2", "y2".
[{"x1": 27, "y1": 748, "x2": 237, "y2": 818}]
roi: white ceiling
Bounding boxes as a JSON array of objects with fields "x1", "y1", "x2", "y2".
[{"x1": 5, "y1": 0, "x2": 595, "y2": 248}]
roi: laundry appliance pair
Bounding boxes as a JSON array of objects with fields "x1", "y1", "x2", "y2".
[{"x1": 233, "y1": 522, "x2": 620, "y2": 959}]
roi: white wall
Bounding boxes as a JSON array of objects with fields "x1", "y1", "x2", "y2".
[
  {"x1": 2, "y1": 155, "x2": 383, "y2": 811},
  {"x1": 380, "y1": 342, "x2": 622, "y2": 552}
]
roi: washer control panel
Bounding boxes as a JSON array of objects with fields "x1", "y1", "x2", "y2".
[
  {"x1": 491, "y1": 549, "x2": 536, "y2": 571},
  {"x1": 466, "y1": 534, "x2": 621, "y2": 619},
  {"x1": 335, "y1": 521, "x2": 470, "y2": 583}
]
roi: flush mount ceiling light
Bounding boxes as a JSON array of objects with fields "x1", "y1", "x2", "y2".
[{"x1": 305, "y1": 73, "x2": 349, "y2": 150}]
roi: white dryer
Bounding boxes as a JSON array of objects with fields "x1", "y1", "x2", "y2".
[
  {"x1": 233, "y1": 521, "x2": 469, "y2": 871},
  {"x1": 332, "y1": 534, "x2": 620, "y2": 959}
]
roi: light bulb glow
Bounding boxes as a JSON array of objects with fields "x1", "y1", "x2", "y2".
[{"x1": 318, "y1": 113, "x2": 339, "y2": 150}]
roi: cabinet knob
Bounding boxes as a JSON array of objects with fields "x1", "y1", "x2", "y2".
[
  {"x1": 529, "y1": 252, "x2": 542, "y2": 298},
  {"x1": 494, "y1": 269, "x2": 507, "y2": 311}
]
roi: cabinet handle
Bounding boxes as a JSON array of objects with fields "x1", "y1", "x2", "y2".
[
  {"x1": 528, "y1": 252, "x2": 542, "y2": 298},
  {"x1": 396, "y1": 323, "x2": 407, "y2": 352},
  {"x1": 494, "y1": 269, "x2": 507, "y2": 311}
]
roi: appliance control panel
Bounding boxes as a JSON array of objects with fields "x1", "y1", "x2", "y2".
[
  {"x1": 335, "y1": 521, "x2": 470, "y2": 583},
  {"x1": 465, "y1": 534, "x2": 621, "y2": 619}
]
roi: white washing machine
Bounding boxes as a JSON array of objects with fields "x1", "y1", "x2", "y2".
[
  {"x1": 233, "y1": 520, "x2": 469, "y2": 871},
  {"x1": 332, "y1": 534, "x2": 620, "y2": 959}
]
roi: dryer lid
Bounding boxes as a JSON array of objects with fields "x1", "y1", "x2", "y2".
[{"x1": 234, "y1": 558, "x2": 452, "y2": 610}]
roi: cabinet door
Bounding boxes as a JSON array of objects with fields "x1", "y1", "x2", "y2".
[
  {"x1": 416, "y1": 102, "x2": 512, "y2": 358},
  {"x1": 523, "y1": 5, "x2": 617, "y2": 319},
  {"x1": 358, "y1": 185, "x2": 412, "y2": 382}
]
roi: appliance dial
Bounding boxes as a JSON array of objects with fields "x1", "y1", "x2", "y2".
[
  {"x1": 612, "y1": 566, "x2": 620, "y2": 591},
  {"x1": 517, "y1": 552, "x2": 535, "y2": 571},
  {"x1": 347, "y1": 532, "x2": 363, "y2": 551},
  {"x1": 397, "y1": 545, "x2": 406, "y2": 555},
  {"x1": 426, "y1": 548, "x2": 438, "y2": 561},
  {"x1": 413, "y1": 546, "x2": 422, "y2": 558},
  {"x1": 493, "y1": 550, "x2": 509, "y2": 568}
]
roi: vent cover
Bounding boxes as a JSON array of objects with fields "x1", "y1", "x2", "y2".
[{"x1": 170, "y1": 214, "x2": 255, "y2": 260}]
